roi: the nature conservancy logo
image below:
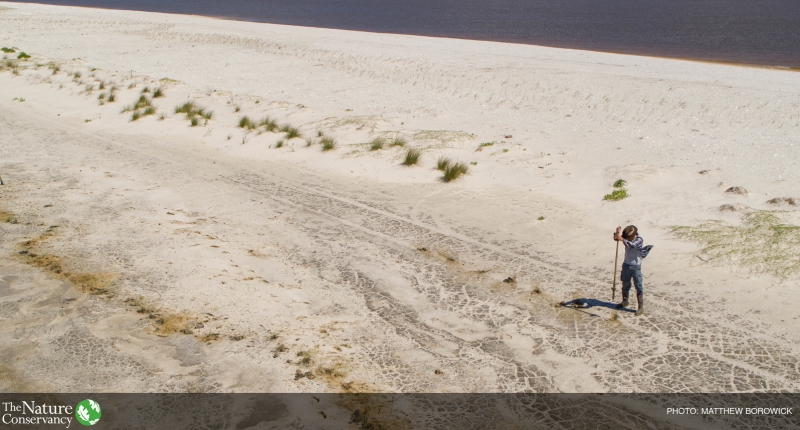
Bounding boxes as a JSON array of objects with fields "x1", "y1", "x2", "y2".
[
  {"x1": 2, "y1": 399, "x2": 101, "y2": 428},
  {"x1": 74, "y1": 400, "x2": 101, "y2": 426}
]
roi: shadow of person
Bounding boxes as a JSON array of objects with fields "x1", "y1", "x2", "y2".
[{"x1": 560, "y1": 298, "x2": 635, "y2": 314}]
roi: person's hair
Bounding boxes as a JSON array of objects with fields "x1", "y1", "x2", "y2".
[{"x1": 622, "y1": 225, "x2": 638, "y2": 240}]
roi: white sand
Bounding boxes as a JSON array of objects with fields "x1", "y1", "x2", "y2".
[{"x1": 1, "y1": 2, "x2": 799, "y2": 395}]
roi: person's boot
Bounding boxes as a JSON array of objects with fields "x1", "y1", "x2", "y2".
[
  {"x1": 635, "y1": 295, "x2": 644, "y2": 316},
  {"x1": 616, "y1": 292, "x2": 629, "y2": 309}
]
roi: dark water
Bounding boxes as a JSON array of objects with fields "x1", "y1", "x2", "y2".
[{"x1": 13, "y1": 0, "x2": 800, "y2": 68}]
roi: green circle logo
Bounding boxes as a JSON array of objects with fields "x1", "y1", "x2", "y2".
[{"x1": 75, "y1": 399, "x2": 101, "y2": 426}]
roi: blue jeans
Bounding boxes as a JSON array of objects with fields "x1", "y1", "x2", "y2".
[{"x1": 621, "y1": 263, "x2": 643, "y2": 296}]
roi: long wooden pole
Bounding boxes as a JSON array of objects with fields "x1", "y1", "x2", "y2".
[{"x1": 612, "y1": 239, "x2": 620, "y2": 301}]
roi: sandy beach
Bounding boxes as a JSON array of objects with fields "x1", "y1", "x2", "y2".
[{"x1": 1, "y1": 0, "x2": 799, "y2": 405}]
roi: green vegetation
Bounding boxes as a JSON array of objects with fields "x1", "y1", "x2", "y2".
[
  {"x1": 390, "y1": 136, "x2": 407, "y2": 147},
  {"x1": 17, "y1": 52, "x2": 30, "y2": 59},
  {"x1": 275, "y1": 140, "x2": 284, "y2": 148},
  {"x1": 238, "y1": 116, "x2": 256, "y2": 130},
  {"x1": 403, "y1": 148, "x2": 421, "y2": 166},
  {"x1": 258, "y1": 117, "x2": 278, "y2": 132},
  {"x1": 141, "y1": 86, "x2": 150, "y2": 93},
  {"x1": 321, "y1": 137, "x2": 336, "y2": 151},
  {"x1": 1, "y1": 47, "x2": 14, "y2": 53},
  {"x1": 476, "y1": 142, "x2": 495, "y2": 151},
  {"x1": 369, "y1": 138, "x2": 385, "y2": 151},
  {"x1": 174, "y1": 101, "x2": 211, "y2": 125},
  {"x1": 604, "y1": 179, "x2": 629, "y2": 201},
  {"x1": 603, "y1": 189, "x2": 628, "y2": 201},
  {"x1": 436, "y1": 156, "x2": 451, "y2": 171},
  {"x1": 152, "y1": 87, "x2": 165, "y2": 98},
  {"x1": 443, "y1": 162, "x2": 469, "y2": 182},
  {"x1": 671, "y1": 211, "x2": 800, "y2": 278},
  {"x1": 280, "y1": 124, "x2": 301, "y2": 139},
  {"x1": 125, "y1": 95, "x2": 156, "y2": 121},
  {"x1": 538, "y1": 216, "x2": 545, "y2": 221}
]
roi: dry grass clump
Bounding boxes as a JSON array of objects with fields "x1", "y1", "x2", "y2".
[
  {"x1": 671, "y1": 210, "x2": 800, "y2": 278},
  {"x1": 476, "y1": 141, "x2": 495, "y2": 151},
  {"x1": 321, "y1": 136, "x2": 337, "y2": 151},
  {"x1": 124, "y1": 296, "x2": 199, "y2": 336},
  {"x1": 443, "y1": 162, "x2": 469, "y2": 182},
  {"x1": 767, "y1": 197, "x2": 797, "y2": 206},
  {"x1": 402, "y1": 148, "x2": 421, "y2": 166},
  {"x1": 17, "y1": 226, "x2": 115, "y2": 295},
  {"x1": 0, "y1": 210, "x2": 15, "y2": 223},
  {"x1": 152, "y1": 87, "x2": 165, "y2": 98}
]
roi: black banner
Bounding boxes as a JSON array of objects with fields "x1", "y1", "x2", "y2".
[{"x1": 1, "y1": 393, "x2": 798, "y2": 429}]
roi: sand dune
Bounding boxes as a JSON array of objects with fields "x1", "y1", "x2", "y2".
[{"x1": 1, "y1": 1, "x2": 799, "y2": 402}]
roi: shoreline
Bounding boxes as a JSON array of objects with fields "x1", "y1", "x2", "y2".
[
  {"x1": 1, "y1": 1, "x2": 799, "y2": 396},
  {"x1": 7, "y1": 0, "x2": 800, "y2": 70}
]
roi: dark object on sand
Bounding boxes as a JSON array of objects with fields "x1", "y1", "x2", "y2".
[
  {"x1": 560, "y1": 299, "x2": 588, "y2": 308},
  {"x1": 725, "y1": 186, "x2": 747, "y2": 195}
]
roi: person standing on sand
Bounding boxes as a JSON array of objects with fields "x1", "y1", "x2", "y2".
[{"x1": 613, "y1": 225, "x2": 653, "y2": 316}]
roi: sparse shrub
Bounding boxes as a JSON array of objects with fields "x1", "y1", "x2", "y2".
[
  {"x1": 98, "y1": 81, "x2": 105, "y2": 90},
  {"x1": 317, "y1": 130, "x2": 324, "y2": 137},
  {"x1": 477, "y1": 142, "x2": 494, "y2": 151},
  {"x1": 391, "y1": 136, "x2": 407, "y2": 147},
  {"x1": 152, "y1": 87, "x2": 164, "y2": 98},
  {"x1": 613, "y1": 179, "x2": 627, "y2": 188},
  {"x1": 305, "y1": 138, "x2": 316, "y2": 147},
  {"x1": 603, "y1": 189, "x2": 629, "y2": 201},
  {"x1": 201, "y1": 110, "x2": 213, "y2": 120},
  {"x1": 73, "y1": 71, "x2": 81, "y2": 79},
  {"x1": 98, "y1": 92, "x2": 106, "y2": 100},
  {"x1": 436, "y1": 156, "x2": 451, "y2": 171},
  {"x1": 321, "y1": 137, "x2": 336, "y2": 151},
  {"x1": 403, "y1": 148, "x2": 421, "y2": 166},
  {"x1": 443, "y1": 162, "x2": 469, "y2": 182},
  {"x1": 275, "y1": 140, "x2": 284, "y2": 148},
  {"x1": 190, "y1": 117, "x2": 199, "y2": 127},
  {"x1": 143, "y1": 106, "x2": 157, "y2": 116},
  {"x1": 538, "y1": 216, "x2": 545, "y2": 221},
  {"x1": 159, "y1": 113, "x2": 167, "y2": 121},
  {"x1": 234, "y1": 105, "x2": 241, "y2": 112},
  {"x1": 107, "y1": 93, "x2": 116, "y2": 102},
  {"x1": 369, "y1": 138, "x2": 385, "y2": 151},
  {"x1": 0, "y1": 47, "x2": 14, "y2": 53},
  {"x1": 141, "y1": 86, "x2": 150, "y2": 93},
  {"x1": 17, "y1": 52, "x2": 30, "y2": 59},
  {"x1": 127, "y1": 83, "x2": 136, "y2": 89},
  {"x1": 131, "y1": 110, "x2": 141, "y2": 121}
]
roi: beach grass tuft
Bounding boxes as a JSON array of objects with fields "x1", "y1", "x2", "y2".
[
  {"x1": 671, "y1": 210, "x2": 800, "y2": 278},
  {"x1": 152, "y1": 87, "x2": 165, "y2": 98},
  {"x1": 390, "y1": 136, "x2": 407, "y2": 147},
  {"x1": 321, "y1": 137, "x2": 337, "y2": 151},
  {"x1": 436, "y1": 156, "x2": 451, "y2": 171},
  {"x1": 613, "y1": 179, "x2": 627, "y2": 188},
  {"x1": 275, "y1": 140, "x2": 284, "y2": 148},
  {"x1": 238, "y1": 116, "x2": 258, "y2": 130},
  {"x1": 403, "y1": 148, "x2": 422, "y2": 166},
  {"x1": 443, "y1": 162, "x2": 469, "y2": 182},
  {"x1": 369, "y1": 138, "x2": 385, "y2": 151},
  {"x1": 258, "y1": 117, "x2": 278, "y2": 132},
  {"x1": 17, "y1": 52, "x2": 30, "y2": 60}
]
